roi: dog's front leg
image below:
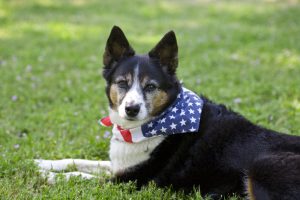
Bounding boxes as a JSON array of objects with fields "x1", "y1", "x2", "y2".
[
  {"x1": 35, "y1": 159, "x2": 111, "y2": 174},
  {"x1": 38, "y1": 169, "x2": 97, "y2": 184},
  {"x1": 35, "y1": 159, "x2": 111, "y2": 184}
]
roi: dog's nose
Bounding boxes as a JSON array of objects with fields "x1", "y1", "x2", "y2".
[{"x1": 125, "y1": 104, "x2": 140, "y2": 118}]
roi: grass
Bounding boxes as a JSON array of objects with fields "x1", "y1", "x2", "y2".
[{"x1": 0, "y1": 0, "x2": 299, "y2": 199}]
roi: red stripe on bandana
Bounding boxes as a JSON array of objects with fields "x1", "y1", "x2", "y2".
[
  {"x1": 100, "y1": 116, "x2": 113, "y2": 127},
  {"x1": 117, "y1": 126, "x2": 133, "y2": 143}
]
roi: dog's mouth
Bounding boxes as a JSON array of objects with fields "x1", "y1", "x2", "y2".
[
  {"x1": 124, "y1": 116, "x2": 137, "y2": 121},
  {"x1": 123, "y1": 114, "x2": 151, "y2": 123}
]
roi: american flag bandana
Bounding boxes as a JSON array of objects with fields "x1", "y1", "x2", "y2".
[{"x1": 99, "y1": 87, "x2": 203, "y2": 143}]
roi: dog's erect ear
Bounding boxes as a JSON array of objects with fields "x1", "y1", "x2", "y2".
[
  {"x1": 148, "y1": 31, "x2": 178, "y2": 74},
  {"x1": 103, "y1": 26, "x2": 135, "y2": 67}
]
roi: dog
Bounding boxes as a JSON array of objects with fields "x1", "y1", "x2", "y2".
[{"x1": 36, "y1": 26, "x2": 300, "y2": 200}]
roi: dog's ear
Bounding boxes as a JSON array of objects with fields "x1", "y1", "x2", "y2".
[
  {"x1": 103, "y1": 26, "x2": 135, "y2": 67},
  {"x1": 148, "y1": 31, "x2": 178, "y2": 74}
]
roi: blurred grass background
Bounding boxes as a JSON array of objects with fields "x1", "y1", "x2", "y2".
[{"x1": 0, "y1": 0, "x2": 299, "y2": 199}]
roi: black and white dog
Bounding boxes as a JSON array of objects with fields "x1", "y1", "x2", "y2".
[{"x1": 36, "y1": 26, "x2": 300, "y2": 200}]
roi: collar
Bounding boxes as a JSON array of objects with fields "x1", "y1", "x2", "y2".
[{"x1": 99, "y1": 87, "x2": 203, "y2": 143}]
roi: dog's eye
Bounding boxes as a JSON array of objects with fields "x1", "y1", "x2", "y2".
[
  {"x1": 144, "y1": 84, "x2": 157, "y2": 92},
  {"x1": 116, "y1": 80, "x2": 128, "y2": 89}
]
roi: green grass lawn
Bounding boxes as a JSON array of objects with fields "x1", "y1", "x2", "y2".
[{"x1": 0, "y1": 0, "x2": 299, "y2": 199}]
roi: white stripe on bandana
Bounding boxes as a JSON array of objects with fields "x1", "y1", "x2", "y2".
[{"x1": 99, "y1": 87, "x2": 203, "y2": 143}]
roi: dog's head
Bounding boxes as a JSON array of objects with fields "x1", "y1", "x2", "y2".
[{"x1": 102, "y1": 26, "x2": 180, "y2": 128}]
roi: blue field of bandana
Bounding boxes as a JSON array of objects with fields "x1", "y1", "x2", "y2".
[{"x1": 142, "y1": 87, "x2": 203, "y2": 137}]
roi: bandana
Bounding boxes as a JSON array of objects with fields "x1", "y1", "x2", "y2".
[{"x1": 99, "y1": 87, "x2": 203, "y2": 143}]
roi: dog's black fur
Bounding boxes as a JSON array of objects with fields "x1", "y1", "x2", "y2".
[
  {"x1": 114, "y1": 98, "x2": 300, "y2": 199},
  {"x1": 103, "y1": 26, "x2": 300, "y2": 200}
]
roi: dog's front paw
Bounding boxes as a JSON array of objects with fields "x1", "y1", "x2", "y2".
[
  {"x1": 34, "y1": 159, "x2": 73, "y2": 171},
  {"x1": 38, "y1": 169, "x2": 57, "y2": 184},
  {"x1": 34, "y1": 159, "x2": 66, "y2": 171},
  {"x1": 34, "y1": 159, "x2": 53, "y2": 170}
]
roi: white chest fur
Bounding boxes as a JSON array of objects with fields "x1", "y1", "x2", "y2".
[{"x1": 109, "y1": 136, "x2": 165, "y2": 174}]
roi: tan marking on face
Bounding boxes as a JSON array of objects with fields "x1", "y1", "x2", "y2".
[
  {"x1": 141, "y1": 76, "x2": 150, "y2": 87},
  {"x1": 115, "y1": 73, "x2": 132, "y2": 84},
  {"x1": 109, "y1": 73, "x2": 132, "y2": 111},
  {"x1": 125, "y1": 74, "x2": 133, "y2": 85},
  {"x1": 149, "y1": 90, "x2": 169, "y2": 116},
  {"x1": 109, "y1": 84, "x2": 119, "y2": 110}
]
